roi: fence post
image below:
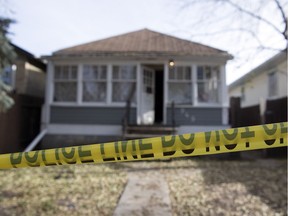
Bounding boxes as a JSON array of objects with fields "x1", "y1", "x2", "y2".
[
  {"x1": 229, "y1": 97, "x2": 241, "y2": 127},
  {"x1": 229, "y1": 97, "x2": 241, "y2": 159},
  {"x1": 265, "y1": 97, "x2": 288, "y2": 158}
]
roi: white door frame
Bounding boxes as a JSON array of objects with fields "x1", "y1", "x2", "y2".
[
  {"x1": 139, "y1": 66, "x2": 155, "y2": 125},
  {"x1": 137, "y1": 63, "x2": 167, "y2": 125},
  {"x1": 163, "y1": 63, "x2": 168, "y2": 125}
]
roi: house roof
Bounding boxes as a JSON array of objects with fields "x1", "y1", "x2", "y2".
[
  {"x1": 229, "y1": 49, "x2": 287, "y2": 90},
  {"x1": 53, "y1": 29, "x2": 232, "y2": 59},
  {"x1": 11, "y1": 43, "x2": 46, "y2": 71}
]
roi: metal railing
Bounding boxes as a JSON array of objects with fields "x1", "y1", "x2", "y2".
[
  {"x1": 24, "y1": 129, "x2": 47, "y2": 152},
  {"x1": 171, "y1": 101, "x2": 176, "y2": 133},
  {"x1": 122, "y1": 84, "x2": 136, "y2": 138}
]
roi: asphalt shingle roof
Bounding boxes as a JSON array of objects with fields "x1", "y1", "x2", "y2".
[{"x1": 54, "y1": 28, "x2": 232, "y2": 58}]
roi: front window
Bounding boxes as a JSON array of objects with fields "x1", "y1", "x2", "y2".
[
  {"x1": 197, "y1": 66, "x2": 220, "y2": 103},
  {"x1": 54, "y1": 65, "x2": 77, "y2": 102},
  {"x1": 168, "y1": 66, "x2": 192, "y2": 104},
  {"x1": 112, "y1": 65, "x2": 137, "y2": 103},
  {"x1": 82, "y1": 65, "x2": 107, "y2": 102}
]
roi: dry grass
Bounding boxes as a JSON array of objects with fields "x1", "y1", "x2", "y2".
[
  {"x1": 107, "y1": 159, "x2": 287, "y2": 216},
  {"x1": 164, "y1": 159, "x2": 287, "y2": 216},
  {"x1": 0, "y1": 164, "x2": 127, "y2": 216},
  {"x1": 0, "y1": 158, "x2": 286, "y2": 216}
]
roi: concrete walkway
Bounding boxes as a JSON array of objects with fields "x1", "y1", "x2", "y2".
[{"x1": 113, "y1": 172, "x2": 172, "y2": 216}]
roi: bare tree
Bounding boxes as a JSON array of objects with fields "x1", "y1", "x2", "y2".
[{"x1": 177, "y1": 0, "x2": 287, "y2": 78}]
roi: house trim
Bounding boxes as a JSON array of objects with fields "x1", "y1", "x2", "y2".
[
  {"x1": 107, "y1": 64, "x2": 112, "y2": 104},
  {"x1": 192, "y1": 64, "x2": 198, "y2": 106},
  {"x1": 136, "y1": 63, "x2": 141, "y2": 124},
  {"x1": 47, "y1": 124, "x2": 122, "y2": 135},
  {"x1": 222, "y1": 107, "x2": 229, "y2": 125},
  {"x1": 50, "y1": 103, "x2": 137, "y2": 108},
  {"x1": 47, "y1": 124, "x2": 229, "y2": 136},
  {"x1": 176, "y1": 125, "x2": 230, "y2": 134},
  {"x1": 163, "y1": 63, "x2": 168, "y2": 124},
  {"x1": 41, "y1": 61, "x2": 53, "y2": 129},
  {"x1": 77, "y1": 64, "x2": 83, "y2": 104},
  {"x1": 220, "y1": 65, "x2": 229, "y2": 107}
]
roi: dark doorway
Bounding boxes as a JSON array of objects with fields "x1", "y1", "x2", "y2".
[{"x1": 154, "y1": 69, "x2": 164, "y2": 124}]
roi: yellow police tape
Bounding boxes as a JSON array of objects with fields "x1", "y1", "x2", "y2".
[{"x1": 0, "y1": 122, "x2": 287, "y2": 169}]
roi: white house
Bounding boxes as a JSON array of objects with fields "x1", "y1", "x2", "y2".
[
  {"x1": 41, "y1": 29, "x2": 233, "y2": 148},
  {"x1": 229, "y1": 49, "x2": 287, "y2": 107}
]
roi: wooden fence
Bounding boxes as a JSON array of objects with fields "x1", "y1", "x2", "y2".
[
  {"x1": 230, "y1": 96, "x2": 287, "y2": 158},
  {"x1": 0, "y1": 94, "x2": 43, "y2": 154}
]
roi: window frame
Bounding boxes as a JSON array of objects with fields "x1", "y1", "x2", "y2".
[
  {"x1": 52, "y1": 63, "x2": 224, "y2": 108},
  {"x1": 241, "y1": 86, "x2": 245, "y2": 102},
  {"x1": 53, "y1": 65, "x2": 78, "y2": 103},
  {"x1": 167, "y1": 65, "x2": 193, "y2": 105},
  {"x1": 196, "y1": 65, "x2": 221, "y2": 105},
  {"x1": 111, "y1": 65, "x2": 137, "y2": 105},
  {"x1": 52, "y1": 63, "x2": 138, "y2": 107},
  {"x1": 268, "y1": 71, "x2": 278, "y2": 98},
  {"x1": 81, "y1": 64, "x2": 108, "y2": 104}
]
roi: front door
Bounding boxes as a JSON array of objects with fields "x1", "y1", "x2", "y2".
[{"x1": 139, "y1": 67, "x2": 155, "y2": 124}]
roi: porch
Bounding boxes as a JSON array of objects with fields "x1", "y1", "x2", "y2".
[
  {"x1": 122, "y1": 99, "x2": 176, "y2": 139},
  {"x1": 41, "y1": 61, "x2": 228, "y2": 148}
]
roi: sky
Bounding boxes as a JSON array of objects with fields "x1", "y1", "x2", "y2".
[{"x1": 1, "y1": 0, "x2": 287, "y2": 84}]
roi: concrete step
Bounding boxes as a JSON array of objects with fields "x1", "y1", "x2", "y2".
[
  {"x1": 126, "y1": 125, "x2": 175, "y2": 131},
  {"x1": 123, "y1": 133, "x2": 167, "y2": 140},
  {"x1": 125, "y1": 125, "x2": 176, "y2": 135},
  {"x1": 123, "y1": 125, "x2": 177, "y2": 140}
]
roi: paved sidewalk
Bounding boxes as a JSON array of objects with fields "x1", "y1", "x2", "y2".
[{"x1": 113, "y1": 171, "x2": 172, "y2": 216}]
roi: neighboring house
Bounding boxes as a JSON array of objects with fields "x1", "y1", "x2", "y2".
[
  {"x1": 42, "y1": 29, "x2": 233, "y2": 148},
  {"x1": 229, "y1": 49, "x2": 287, "y2": 107},
  {"x1": 0, "y1": 44, "x2": 46, "y2": 153}
]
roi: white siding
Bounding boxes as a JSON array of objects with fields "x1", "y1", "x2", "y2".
[{"x1": 229, "y1": 58, "x2": 287, "y2": 107}]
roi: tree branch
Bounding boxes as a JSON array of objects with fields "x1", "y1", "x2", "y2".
[
  {"x1": 225, "y1": 0, "x2": 286, "y2": 40},
  {"x1": 274, "y1": 0, "x2": 287, "y2": 40},
  {"x1": 189, "y1": 27, "x2": 269, "y2": 48}
]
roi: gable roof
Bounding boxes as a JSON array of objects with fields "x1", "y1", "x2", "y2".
[
  {"x1": 229, "y1": 49, "x2": 287, "y2": 90},
  {"x1": 53, "y1": 29, "x2": 232, "y2": 59}
]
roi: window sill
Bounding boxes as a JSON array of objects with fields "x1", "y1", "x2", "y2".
[
  {"x1": 51, "y1": 102, "x2": 137, "y2": 108},
  {"x1": 195, "y1": 103, "x2": 222, "y2": 107},
  {"x1": 267, "y1": 95, "x2": 280, "y2": 100},
  {"x1": 166, "y1": 103, "x2": 223, "y2": 108}
]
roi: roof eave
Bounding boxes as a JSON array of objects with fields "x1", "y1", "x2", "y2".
[
  {"x1": 229, "y1": 49, "x2": 287, "y2": 90},
  {"x1": 49, "y1": 51, "x2": 233, "y2": 62}
]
